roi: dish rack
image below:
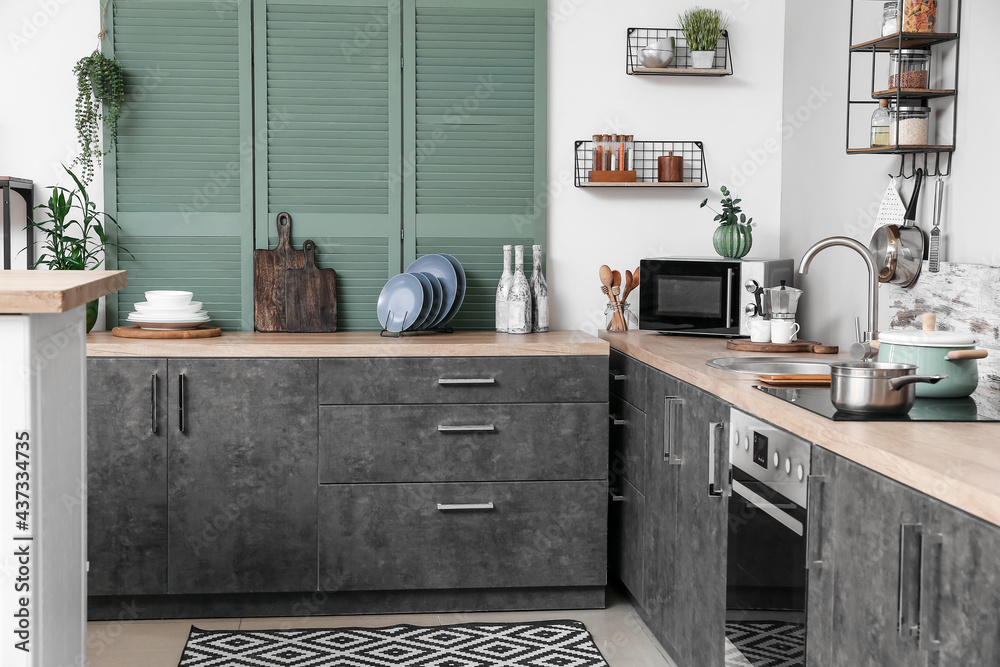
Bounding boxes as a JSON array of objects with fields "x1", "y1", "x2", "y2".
[
  {"x1": 626, "y1": 28, "x2": 733, "y2": 76},
  {"x1": 573, "y1": 140, "x2": 709, "y2": 188}
]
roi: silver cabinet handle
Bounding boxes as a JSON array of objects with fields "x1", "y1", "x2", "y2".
[
  {"x1": 438, "y1": 378, "x2": 495, "y2": 386},
  {"x1": 918, "y1": 531, "x2": 945, "y2": 652},
  {"x1": 806, "y1": 475, "x2": 830, "y2": 570},
  {"x1": 150, "y1": 373, "x2": 158, "y2": 434},
  {"x1": 898, "y1": 523, "x2": 923, "y2": 637},
  {"x1": 609, "y1": 413, "x2": 626, "y2": 426},
  {"x1": 437, "y1": 424, "x2": 496, "y2": 433},
  {"x1": 178, "y1": 373, "x2": 186, "y2": 433},
  {"x1": 707, "y1": 421, "x2": 730, "y2": 497},
  {"x1": 436, "y1": 502, "x2": 495, "y2": 512},
  {"x1": 608, "y1": 488, "x2": 624, "y2": 502},
  {"x1": 664, "y1": 397, "x2": 682, "y2": 465},
  {"x1": 609, "y1": 370, "x2": 627, "y2": 381}
]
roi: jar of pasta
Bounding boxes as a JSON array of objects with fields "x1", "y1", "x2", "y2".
[{"x1": 902, "y1": 0, "x2": 936, "y2": 33}]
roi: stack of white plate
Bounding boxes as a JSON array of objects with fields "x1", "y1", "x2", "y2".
[
  {"x1": 127, "y1": 291, "x2": 211, "y2": 330},
  {"x1": 377, "y1": 254, "x2": 466, "y2": 333}
]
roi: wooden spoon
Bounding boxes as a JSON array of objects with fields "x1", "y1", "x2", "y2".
[
  {"x1": 610, "y1": 270, "x2": 625, "y2": 330},
  {"x1": 599, "y1": 265, "x2": 615, "y2": 301}
]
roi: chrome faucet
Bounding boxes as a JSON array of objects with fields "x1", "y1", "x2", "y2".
[{"x1": 798, "y1": 236, "x2": 880, "y2": 360}]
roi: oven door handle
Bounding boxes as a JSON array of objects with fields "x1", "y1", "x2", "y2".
[{"x1": 731, "y1": 479, "x2": 804, "y2": 537}]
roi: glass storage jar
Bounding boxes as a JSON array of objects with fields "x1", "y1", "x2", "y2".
[
  {"x1": 882, "y1": 1, "x2": 900, "y2": 36},
  {"x1": 889, "y1": 105, "x2": 930, "y2": 146},
  {"x1": 902, "y1": 0, "x2": 937, "y2": 33},
  {"x1": 871, "y1": 99, "x2": 891, "y2": 148},
  {"x1": 889, "y1": 49, "x2": 930, "y2": 90}
]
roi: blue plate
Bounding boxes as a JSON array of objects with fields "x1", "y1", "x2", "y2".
[
  {"x1": 408, "y1": 272, "x2": 436, "y2": 331},
  {"x1": 437, "y1": 253, "x2": 466, "y2": 325},
  {"x1": 406, "y1": 254, "x2": 458, "y2": 329},
  {"x1": 376, "y1": 274, "x2": 424, "y2": 333},
  {"x1": 415, "y1": 272, "x2": 444, "y2": 330}
]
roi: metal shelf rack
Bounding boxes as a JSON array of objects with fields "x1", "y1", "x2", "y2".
[
  {"x1": 846, "y1": 1, "x2": 963, "y2": 178},
  {"x1": 626, "y1": 28, "x2": 733, "y2": 77},
  {"x1": 574, "y1": 140, "x2": 709, "y2": 188}
]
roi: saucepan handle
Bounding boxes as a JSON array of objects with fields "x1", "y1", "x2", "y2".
[
  {"x1": 888, "y1": 374, "x2": 948, "y2": 391},
  {"x1": 946, "y1": 349, "x2": 988, "y2": 361}
]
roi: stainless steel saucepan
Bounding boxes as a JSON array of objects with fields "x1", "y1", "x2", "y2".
[
  {"x1": 830, "y1": 361, "x2": 946, "y2": 415},
  {"x1": 869, "y1": 168, "x2": 925, "y2": 288}
]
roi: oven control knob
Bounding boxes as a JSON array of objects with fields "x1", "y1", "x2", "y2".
[
  {"x1": 744, "y1": 436, "x2": 750, "y2": 451},
  {"x1": 732, "y1": 430, "x2": 740, "y2": 447},
  {"x1": 744, "y1": 279, "x2": 760, "y2": 293},
  {"x1": 772, "y1": 451, "x2": 780, "y2": 469},
  {"x1": 745, "y1": 303, "x2": 758, "y2": 316},
  {"x1": 797, "y1": 464, "x2": 805, "y2": 482},
  {"x1": 785, "y1": 458, "x2": 792, "y2": 475}
]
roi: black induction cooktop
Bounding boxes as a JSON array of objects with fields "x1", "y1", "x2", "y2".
[{"x1": 754, "y1": 386, "x2": 1000, "y2": 422}]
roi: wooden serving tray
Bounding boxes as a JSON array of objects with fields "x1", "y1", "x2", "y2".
[
  {"x1": 112, "y1": 326, "x2": 222, "y2": 339},
  {"x1": 589, "y1": 170, "x2": 637, "y2": 183},
  {"x1": 727, "y1": 339, "x2": 839, "y2": 354}
]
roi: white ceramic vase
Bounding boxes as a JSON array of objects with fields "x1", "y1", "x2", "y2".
[{"x1": 690, "y1": 50, "x2": 716, "y2": 69}]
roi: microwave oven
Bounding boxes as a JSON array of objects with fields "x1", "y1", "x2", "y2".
[{"x1": 638, "y1": 257, "x2": 795, "y2": 337}]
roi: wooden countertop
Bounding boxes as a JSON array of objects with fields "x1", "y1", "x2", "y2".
[
  {"x1": 601, "y1": 331, "x2": 1000, "y2": 527},
  {"x1": 87, "y1": 330, "x2": 609, "y2": 357},
  {"x1": 0, "y1": 270, "x2": 127, "y2": 314}
]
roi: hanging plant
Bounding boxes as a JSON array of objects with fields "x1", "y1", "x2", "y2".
[{"x1": 73, "y1": 49, "x2": 125, "y2": 183}]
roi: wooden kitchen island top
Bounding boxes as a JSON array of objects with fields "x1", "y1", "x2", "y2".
[
  {"x1": 602, "y1": 330, "x2": 1000, "y2": 527},
  {"x1": 87, "y1": 329, "x2": 609, "y2": 357},
  {"x1": 0, "y1": 270, "x2": 126, "y2": 313}
]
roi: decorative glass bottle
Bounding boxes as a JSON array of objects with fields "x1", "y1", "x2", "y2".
[
  {"x1": 871, "y1": 99, "x2": 891, "y2": 148},
  {"x1": 529, "y1": 244, "x2": 549, "y2": 332},
  {"x1": 506, "y1": 245, "x2": 533, "y2": 334},
  {"x1": 494, "y1": 245, "x2": 513, "y2": 333}
]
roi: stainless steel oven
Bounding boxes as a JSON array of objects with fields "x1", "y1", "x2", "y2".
[
  {"x1": 638, "y1": 257, "x2": 793, "y2": 337},
  {"x1": 727, "y1": 409, "x2": 810, "y2": 621}
]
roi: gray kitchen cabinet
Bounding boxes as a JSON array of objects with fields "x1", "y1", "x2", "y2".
[
  {"x1": 608, "y1": 477, "x2": 646, "y2": 609},
  {"x1": 166, "y1": 359, "x2": 318, "y2": 594},
  {"x1": 86, "y1": 358, "x2": 168, "y2": 596}
]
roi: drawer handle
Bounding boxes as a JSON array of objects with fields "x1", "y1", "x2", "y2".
[
  {"x1": 437, "y1": 502, "x2": 495, "y2": 512},
  {"x1": 609, "y1": 413, "x2": 626, "y2": 426},
  {"x1": 437, "y1": 424, "x2": 496, "y2": 433},
  {"x1": 608, "y1": 488, "x2": 624, "y2": 502},
  {"x1": 178, "y1": 373, "x2": 186, "y2": 433},
  {"x1": 609, "y1": 370, "x2": 627, "y2": 381},
  {"x1": 438, "y1": 378, "x2": 496, "y2": 386}
]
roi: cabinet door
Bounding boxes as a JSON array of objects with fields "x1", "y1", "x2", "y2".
[
  {"x1": 608, "y1": 478, "x2": 645, "y2": 609},
  {"x1": 672, "y1": 379, "x2": 730, "y2": 667},
  {"x1": 87, "y1": 358, "x2": 168, "y2": 596},
  {"x1": 166, "y1": 359, "x2": 318, "y2": 594}
]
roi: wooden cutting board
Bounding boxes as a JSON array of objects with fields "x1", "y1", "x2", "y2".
[
  {"x1": 284, "y1": 240, "x2": 337, "y2": 332},
  {"x1": 727, "y1": 339, "x2": 839, "y2": 354},
  {"x1": 112, "y1": 326, "x2": 222, "y2": 339},
  {"x1": 254, "y1": 212, "x2": 304, "y2": 332}
]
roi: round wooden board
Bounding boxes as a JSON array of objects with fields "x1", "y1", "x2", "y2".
[
  {"x1": 726, "y1": 339, "x2": 839, "y2": 354},
  {"x1": 112, "y1": 326, "x2": 222, "y2": 339}
]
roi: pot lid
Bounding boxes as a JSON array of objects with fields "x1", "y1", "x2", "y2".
[{"x1": 878, "y1": 330, "x2": 977, "y2": 348}]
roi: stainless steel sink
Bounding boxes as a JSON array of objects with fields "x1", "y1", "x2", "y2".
[{"x1": 706, "y1": 357, "x2": 833, "y2": 375}]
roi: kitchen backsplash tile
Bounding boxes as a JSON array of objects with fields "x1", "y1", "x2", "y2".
[{"x1": 885, "y1": 261, "x2": 1000, "y2": 419}]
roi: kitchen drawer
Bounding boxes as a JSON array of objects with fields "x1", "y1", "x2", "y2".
[
  {"x1": 609, "y1": 477, "x2": 646, "y2": 609},
  {"x1": 318, "y1": 481, "x2": 608, "y2": 591},
  {"x1": 320, "y1": 403, "x2": 606, "y2": 483},
  {"x1": 318, "y1": 356, "x2": 607, "y2": 405},
  {"x1": 609, "y1": 349, "x2": 647, "y2": 410},
  {"x1": 609, "y1": 393, "x2": 647, "y2": 494}
]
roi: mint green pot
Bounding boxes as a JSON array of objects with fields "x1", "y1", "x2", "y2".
[
  {"x1": 877, "y1": 343, "x2": 981, "y2": 398},
  {"x1": 712, "y1": 223, "x2": 752, "y2": 259}
]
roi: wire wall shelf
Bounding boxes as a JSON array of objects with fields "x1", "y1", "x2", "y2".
[
  {"x1": 574, "y1": 140, "x2": 709, "y2": 188},
  {"x1": 626, "y1": 28, "x2": 733, "y2": 76}
]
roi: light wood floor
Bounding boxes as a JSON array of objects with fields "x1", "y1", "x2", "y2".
[{"x1": 86, "y1": 587, "x2": 676, "y2": 666}]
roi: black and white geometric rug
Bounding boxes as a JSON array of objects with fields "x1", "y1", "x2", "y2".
[
  {"x1": 725, "y1": 621, "x2": 805, "y2": 667},
  {"x1": 178, "y1": 620, "x2": 610, "y2": 666}
]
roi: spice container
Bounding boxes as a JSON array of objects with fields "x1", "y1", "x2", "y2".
[
  {"x1": 889, "y1": 49, "x2": 930, "y2": 90},
  {"x1": 882, "y1": 1, "x2": 900, "y2": 36},
  {"x1": 623, "y1": 135, "x2": 634, "y2": 171},
  {"x1": 902, "y1": 0, "x2": 937, "y2": 33},
  {"x1": 592, "y1": 134, "x2": 603, "y2": 171},
  {"x1": 602, "y1": 134, "x2": 612, "y2": 170},
  {"x1": 889, "y1": 105, "x2": 930, "y2": 146},
  {"x1": 871, "y1": 99, "x2": 891, "y2": 147}
]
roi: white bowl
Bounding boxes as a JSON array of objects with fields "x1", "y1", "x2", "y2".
[
  {"x1": 144, "y1": 290, "x2": 194, "y2": 308},
  {"x1": 132, "y1": 301, "x2": 203, "y2": 315}
]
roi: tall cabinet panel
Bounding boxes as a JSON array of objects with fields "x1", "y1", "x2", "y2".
[
  {"x1": 105, "y1": 0, "x2": 254, "y2": 330},
  {"x1": 165, "y1": 359, "x2": 318, "y2": 594},
  {"x1": 87, "y1": 359, "x2": 168, "y2": 596},
  {"x1": 403, "y1": 0, "x2": 547, "y2": 329},
  {"x1": 254, "y1": 0, "x2": 402, "y2": 330}
]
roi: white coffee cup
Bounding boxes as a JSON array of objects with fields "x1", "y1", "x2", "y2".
[
  {"x1": 749, "y1": 318, "x2": 771, "y2": 343},
  {"x1": 770, "y1": 320, "x2": 800, "y2": 345}
]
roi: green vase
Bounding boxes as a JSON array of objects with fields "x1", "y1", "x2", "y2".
[
  {"x1": 86, "y1": 299, "x2": 99, "y2": 333},
  {"x1": 713, "y1": 223, "x2": 753, "y2": 259}
]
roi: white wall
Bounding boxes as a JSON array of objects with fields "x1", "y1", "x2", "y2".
[
  {"x1": 547, "y1": 0, "x2": 788, "y2": 333},
  {"x1": 781, "y1": 0, "x2": 1000, "y2": 348}
]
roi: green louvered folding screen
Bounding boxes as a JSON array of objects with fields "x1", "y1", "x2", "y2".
[
  {"x1": 105, "y1": 0, "x2": 254, "y2": 330},
  {"x1": 255, "y1": 0, "x2": 401, "y2": 331},
  {"x1": 403, "y1": 0, "x2": 547, "y2": 330}
]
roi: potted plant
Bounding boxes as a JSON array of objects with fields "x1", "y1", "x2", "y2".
[
  {"x1": 700, "y1": 185, "x2": 755, "y2": 259},
  {"x1": 28, "y1": 166, "x2": 129, "y2": 332},
  {"x1": 73, "y1": 49, "x2": 125, "y2": 184},
  {"x1": 678, "y1": 7, "x2": 731, "y2": 69}
]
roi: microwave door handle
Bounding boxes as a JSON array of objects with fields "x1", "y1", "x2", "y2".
[{"x1": 725, "y1": 268, "x2": 734, "y2": 329}]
